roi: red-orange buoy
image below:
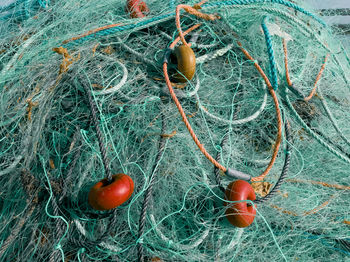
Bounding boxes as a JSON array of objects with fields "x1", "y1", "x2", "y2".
[
  {"x1": 151, "y1": 257, "x2": 164, "y2": 262},
  {"x1": 173, "y1": 45, "x2": 196, "y2": 83},
  {"x1": 88, "y1": 174, "x2": 134, "y2": 211},
  {"x1": 126, "y1": 0, "x2": 149, "y2": 18},
  {"x1": 225, "y1": 180, "x2": 256, "y2": 228}
]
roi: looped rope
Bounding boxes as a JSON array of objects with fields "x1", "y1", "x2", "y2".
[{"x1": 176, "y1": 2, "x2": 220, "y2": 47}]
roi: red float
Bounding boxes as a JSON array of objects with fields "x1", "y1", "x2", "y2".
[
  {"x1": 225, "y1": 180, "x2": 256, "y2": 228},
  {"x1": 88, "y1": 173, "x2": 134, "y2": 211},
  {"x1": 126, "y1": 0, "x2": 149, "y2": 19}
]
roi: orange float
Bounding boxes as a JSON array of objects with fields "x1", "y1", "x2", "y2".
[
  {"x1": 225, "y1": 180, "x2": 256, "y2": 228},
  {"x1": 126, "y1": 0, "x2": 149, "y2": 18}
]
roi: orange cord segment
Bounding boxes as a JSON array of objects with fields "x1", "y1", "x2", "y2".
[
  {"x1": 282, "y1": 39, "x2": 293, "y2": 87},
  {"x1": 304, "y1": 54, "x2": 330, "y2": 101},
  {"x1": 168, "y1": 5, "x2": 281, "y2": 178},
  {"x1": 283, "y1": 38, "x2": 330, "y2": 101},
  {"x1": 286, "y1": 179, "x2": 350, "y2": 190},
  {"x1": 175, "y1": 3, "x2": 219, "y2": 47},
  {"x1": 164, "y1": 23, "x2": 227, "y2": 172},
  {"x1": 163, "y1": 63, "x2": 227, "y2": 172},
  {"x1": 271, "y1": 195, "x2": 334, "y2": 217},
  {"x1": 237, "y1": 41, "x2": 282, "y2": 182},
  {"x1": 63, "y1": 23, "x2": 122, "y2": 44}
]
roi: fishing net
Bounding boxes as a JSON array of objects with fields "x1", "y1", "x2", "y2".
[{"x1": 0, "y1": 0, "x2": 349, "y2": 261}]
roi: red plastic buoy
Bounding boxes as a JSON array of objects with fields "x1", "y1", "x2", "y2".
[
  {"x1": 88, "y1": 173, "x2": 134, "y2": 211},
  {"x1": 224, "y1": 180, "x2": 256, "y2": 228},
  {"x1": 126, "y1": 0, "x2": 149, "y2": 18}
]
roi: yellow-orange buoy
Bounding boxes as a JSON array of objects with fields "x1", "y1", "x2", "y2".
[{"x1": 173, "y1": 45, "x2": 196, "y2": 83}]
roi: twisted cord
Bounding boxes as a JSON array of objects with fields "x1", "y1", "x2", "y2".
[
  {"x1": 163, "y1": 24, "x2": 227, "y2": 172},
  {"x1": 214, "y1": 133, "x2": 229, "y2": 192},
  {"x1": 137, "y1": 113, "x2": 167, "y2": 262},
  {"x1": 237, "y1": 42, "x2": 282, "y2": 181},
  {"x1": 282, "y1": 40, "x2": 350, "y2": 160},
  {"x1": 283, "y1": 39, "x2": 350, "y2": 158},
  {"x1": 49, "y1": 132, "x2": 81, "y2": 262},
  {"x1": 69, "y1": 210, "x2": 118, "y2": 249},
  {"x1": 261, "y1": 16, "x2": 278, "y2": 90},
  {"x1": 254, "y1": 119, "x2": 291, "y2": 204},
  {"x1": 311, "y1": 128, "x2": 350, "y2": 158},
  {"x1": 163, "y1": 61, "x2": 227, "y2": 172},
  {"x1": 283, "y1": 87, "x2": 350, "y2": 164},
  {"x1": 61, "y1": 0, "x2": 325, "y2": 47},
  {"x1": 164, "y1": 22, "x2": 283, "y2": 177},
  {"x1": 82, "y1": 84, "x2": 113, "y2": 182},
  {"x1": 49, "y1": 197, "x2": 66, "y2": 262},
  {"x1": 202, "y1": 0, "x2": 326, "y2": 26},
  {"x1": 304, "y1": 54, "x2": 330, "y2": 101},
  {"x1": 283, "y1": 38, "x2": 330, "y2": 101},
  {"x1": 176, "y1": 3, "x2": 219, "y2": 47},
  {"x1": 61, "y1": 128, "x2": 82, "y2": 198},
  {"x1": 0, "y1": 171, "x2": 39, "y2": 258},
  {"x1": 214, "y1": 118, "x2": 292, "y2": 204}
]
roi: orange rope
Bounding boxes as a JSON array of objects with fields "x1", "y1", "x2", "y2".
[
  {"x1": 282, "y1": 38, "x2": 330, "y2": 101},
  {"x1": 165, "y1": 26, "x2": 282, "y2": 178},
  {"x1": 63, "y1": 23, "x2": 122, "y2": 44},
  {"x1": 175, "y1": 3, "x2": 219, "y2": 47},
  {"x1": 169, "y1": 5, "x2": 282, "y2": 178},
  {"x1": 164, "y1": 24, "x2": 227, "y2": 172},
  {"x1": 271, "y1": 178, "x2": 350, "y2": 217},
  {"x1": 171, "y1": 23, "x2": 201, "y2": 47},
  {"x1": 304, "y1": 54, "x2": 330, "y2": 101},
  {"x1": 63, "y1": 1, "x2": 211, "y2": 45},
  {"x1": 282, "y1": 39, "x2": 293, "y2": 87},
  {"x1": 167, "y1": 3, "x2": 281, "y2": 179},
  {"x1": 303, "y1": 195, "x2": 335, "y2": 216},
  {"x1": 271, "y1": 195, "x2": 334, "y2": 217},
  {"x1": 164, "y1": 63, "x2": 227, "y2": 171},
  {"x1": 271, "y1": 205, "x2": 298, "y2": 217},
  {"x1": 237, "y1": 41, "x2": 282, "y2": 182},
  {"x1": 286, "y1": 179, "x2": 350, "y2": 190}
]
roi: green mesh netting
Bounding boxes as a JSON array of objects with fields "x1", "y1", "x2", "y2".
[{"x1": 0, "y1": 0, "x2": 350, "y2": 261}]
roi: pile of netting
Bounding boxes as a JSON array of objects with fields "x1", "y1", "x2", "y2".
[{"x1": 0, "y1": 0, "x2": 349, "y2": 261}]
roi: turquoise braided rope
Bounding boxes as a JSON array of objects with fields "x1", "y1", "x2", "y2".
[
  {"x1": 282, "y1": 87, "x2": 350, "y2": 164},
  {"x1": 261, "y1": 16, "x2": 278, "y2": 90},
  {"x1": 203, "y1": 0, "x2": 326, "y2": 26},
  {"x1": 64, "y1": 13, "x2": 175, "y2": 47},
  {"x1": 64, "y1": 0, "x2": 325, "y2": 46},
  {"x1": 38, "y1": 0, "x2": 50, "y2": 8}
]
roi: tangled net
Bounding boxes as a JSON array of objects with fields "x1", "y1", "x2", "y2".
[{"x1": 0, "y1": 0, "x2": 349, "y2": 261}]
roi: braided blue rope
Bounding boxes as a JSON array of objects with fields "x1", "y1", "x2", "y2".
[
  {"x1": 64, "y1": 13, "x2": 174, "y2": 47},
  {"x1": 261, "y1": 16, "x2": 278, "y2": 90},
  {"x1": 203, "y1": 0, "x2": 325, "y2": 26},
  {"x1": 64, "y1": 0, "x2": 325, "y2": 46},
  {"x1": 282, "y1": 86, "x2": 350, "y2": 164},
  {"x1": 38, "y1": 0, "x2": 50, "y2": 8}
]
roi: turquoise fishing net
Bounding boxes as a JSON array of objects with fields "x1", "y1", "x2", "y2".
[{"x1": 0, "y1": 0, "x2": 349, "y2": 261}]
